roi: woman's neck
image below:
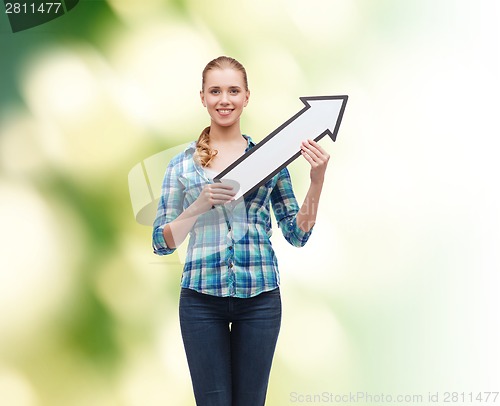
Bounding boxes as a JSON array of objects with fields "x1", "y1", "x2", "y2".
[{"x1": 208, "y1": 122, "x2": 243, "y2": 145}]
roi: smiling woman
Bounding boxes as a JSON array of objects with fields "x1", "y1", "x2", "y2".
[{"x1": 152, "y1": 56, "x2": 332, "y2": 406}]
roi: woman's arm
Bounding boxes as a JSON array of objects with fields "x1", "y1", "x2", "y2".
[
  {"x1": 153, "y1": 156, "x2": 237, "y2": 254},
  {"x1": 162, "y1": 204, "x2": 201, "y2": 249},
  {"x1": 296, "y1": 139, "x2": 330, "y2": 232},
  {"x1": 163, "y1": 182, "x2": 237, "y2": 249}
]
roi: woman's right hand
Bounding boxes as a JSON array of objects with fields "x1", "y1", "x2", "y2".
[
  {"x1": 193, "y1": 183, "x2": 237, "y2": 214},
  {"x1": 163, "y1": 182, "x2": 237, "y2": 250}
]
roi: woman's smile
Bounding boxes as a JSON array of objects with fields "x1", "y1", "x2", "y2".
[{"x1": 217, "y1": 108, "x2": 233, "y2": 116}]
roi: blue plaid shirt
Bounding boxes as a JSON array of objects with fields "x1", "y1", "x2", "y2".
[{"x1": 152, "y1": 135, "x2": 313, "y2": 298}]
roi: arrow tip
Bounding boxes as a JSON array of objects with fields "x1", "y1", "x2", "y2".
[{"x1": 300, "y1": 96, "x2": 348, "y2": 137}]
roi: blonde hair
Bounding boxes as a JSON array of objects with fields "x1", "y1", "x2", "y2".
[{"x1": 195, "y1": 56, "x2": 249, "y2": 167}]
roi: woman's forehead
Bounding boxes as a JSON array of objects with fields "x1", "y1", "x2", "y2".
[{"x1": 205, "y1": 68, "x2": 245, "y2": 88}]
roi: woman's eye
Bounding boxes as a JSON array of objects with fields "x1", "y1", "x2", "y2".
[{"x1": 211, "y1": 90, "x2": 220, "y2": 94}]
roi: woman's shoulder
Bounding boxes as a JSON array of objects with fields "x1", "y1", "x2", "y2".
[{"x1": 167, "y1": 141, "x2": 197, "y2": 168}]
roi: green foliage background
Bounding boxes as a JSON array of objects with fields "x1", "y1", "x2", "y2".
[{"x1": 1, "y1": 1, "x2": 499, "y2": 404}]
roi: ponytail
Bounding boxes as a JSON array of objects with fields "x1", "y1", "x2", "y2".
[{"x1": 194, "y1": 126, "x2": 218, "y2": 167}]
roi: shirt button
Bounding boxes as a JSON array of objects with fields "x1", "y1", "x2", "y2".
[{"x1": 228, "y1": 246, "x2": 233, "y2": 250}]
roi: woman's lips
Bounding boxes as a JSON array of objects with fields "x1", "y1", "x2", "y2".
[{"x1": 217, "y1": 109, "x2": 233, "y2": 116}]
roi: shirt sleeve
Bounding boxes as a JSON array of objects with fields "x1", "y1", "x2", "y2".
[
  {"x1": 152, "y1": 158, "x2": 185, "y2": 255},
  {"x1": 270, "y1": 167, "x2": 313, "y2": 247}
]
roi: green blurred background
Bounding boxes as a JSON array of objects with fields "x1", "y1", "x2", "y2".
[{"x1": 1, "y1": 0, "x2": 499, "y2": 405}]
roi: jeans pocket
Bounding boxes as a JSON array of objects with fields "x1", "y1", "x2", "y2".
[{"x1": 180, "y1": 287, "x2": 199, "y2": 299}]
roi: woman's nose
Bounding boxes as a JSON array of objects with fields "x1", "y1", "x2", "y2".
[{"x1": 220, "y1": 92, "x2": 229, "y2": 104}]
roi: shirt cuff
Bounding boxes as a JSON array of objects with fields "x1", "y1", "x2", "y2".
[
  {"x1": 292, "y1": 217, "x2": 314, "y2": 244},
  {"x1": 281, "y1": 216, "x2": 313, "y2": 247},
  {"x1": 153, "y1": 224, "x2": 176, "y2": 255}
]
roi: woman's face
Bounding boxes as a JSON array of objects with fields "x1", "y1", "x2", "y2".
[{"x1": 200, "y1": 68, "x2": 249, "y2": 130}]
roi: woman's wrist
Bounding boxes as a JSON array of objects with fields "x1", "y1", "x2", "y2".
[
  {"x1": 309, "y1": 178, "x2": 324, "y2": 194},
  {"x1": 186, "y1": 199, "x2": 207, "y2": 217}
]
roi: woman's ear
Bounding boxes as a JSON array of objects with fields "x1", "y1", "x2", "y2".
[
  {"x1": 244, "y1": 90, "x2": 250, "y2": 107},
  {"x1": 200, "y1": 90, "x2": 206, "y2": 107}
]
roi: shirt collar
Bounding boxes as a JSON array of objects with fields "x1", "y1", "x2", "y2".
[{"x1": 184, "y1": 134, "x2": 255, "y2": 155}]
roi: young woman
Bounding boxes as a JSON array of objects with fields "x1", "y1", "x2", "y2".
[{"x1": 152, "y1": 56, "x2": 330, "y2": 406}]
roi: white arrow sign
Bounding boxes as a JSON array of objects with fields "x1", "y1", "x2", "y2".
[{"x1": 214, "y1": 95, "x2": 348, "y2": 199}]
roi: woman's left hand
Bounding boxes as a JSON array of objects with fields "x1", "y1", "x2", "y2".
[{"x1": 300, "y1": 139, "x2": 330, "y2": 185}]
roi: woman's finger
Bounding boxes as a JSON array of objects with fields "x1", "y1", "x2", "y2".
[
  {"x1": 301, "y1": 139, "x2": 329, "y2": 163},
  {"x1": 207, "y1": 183, "x2": 237, "y2": 195},
  {"x1": 301, "y1": 143, "x2": 322, "y2": 164},
  {"x1": 210, "y1": 183, "x2": 236, "y2": 191},
  {"x1": 210, "y1": 191, "x2": 235, "y2": 200},
  {"x1": 300, "y1": 149, "x2": 314, "y2": 163},
  {"x1": 306, "y1": 139, "x2": 329, "y2": 157}
]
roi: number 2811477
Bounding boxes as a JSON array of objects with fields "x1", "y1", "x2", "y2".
[{"x1": 5, "y1": 3, "x2": 63, "y2": 14}]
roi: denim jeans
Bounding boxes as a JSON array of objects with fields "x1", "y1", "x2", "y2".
[{"x1": 179, "y1": 287, "x2": 282, "y2": 406}]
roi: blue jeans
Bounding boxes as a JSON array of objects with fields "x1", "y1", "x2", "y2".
[{"x1": 179, "y1": 287, "x2": 282, "y2": 406}]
